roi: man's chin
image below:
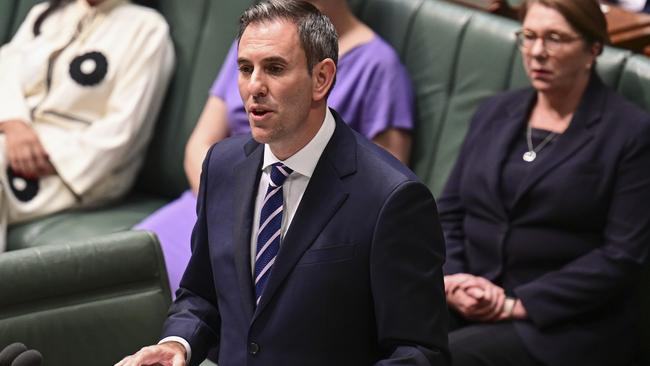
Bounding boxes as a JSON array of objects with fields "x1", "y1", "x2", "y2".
[{"x1": 251, "y1": 128, "x2": 274, "y2": 145}]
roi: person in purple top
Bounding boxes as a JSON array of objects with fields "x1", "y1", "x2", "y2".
[{"x1": 135, "y1": 0, "x2": 415, "y2": 296}]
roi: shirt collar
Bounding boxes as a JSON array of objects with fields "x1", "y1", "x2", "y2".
[{"x1": 262, "y1": 108, "x2": 336, "y2": 178}]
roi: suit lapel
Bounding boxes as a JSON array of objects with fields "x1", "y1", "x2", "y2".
[
  {"x1": 512, "y1": 75, "x2": 605, "y2": 206},
  {"x1": 482, "y1": 89, "x2": 535, "y2": 218},
  {"x1": 232, "y1": 138, "x2": 264, "y2": 320},
  {"x1": 253, "y1": 112, "x2": 353, "y2": 321}
]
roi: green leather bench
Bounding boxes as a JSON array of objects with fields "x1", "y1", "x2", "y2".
[
  {"x1": 1, "y1": 0, "x2": 649, "y2": 364},
  {"x1": 0, "y1": 231, "x2": 171, "y2": 366}
]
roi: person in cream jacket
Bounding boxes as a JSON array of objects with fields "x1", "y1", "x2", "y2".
[{"x1": 0, "y1": 0, "x2": 174, "y2": 251}]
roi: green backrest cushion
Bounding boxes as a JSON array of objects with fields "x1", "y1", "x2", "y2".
[
  {"x1": 360, "y1": 0, "x2": 421, "y2": 56},
  {"x1": 134, "y1": 0, "x2": 209, "y2": 198},
  {"x1": 7, "y1": 0, "x2": 41, "y2": 36},
  {"x1": 430, "y1": 10, "x2": 520, "y2": 195},
  {"x1": 618, "y1": 54, "x2": 650, "y2": 109},
  {"x1": 0, "y1": 0, "x2": 18, "y2": 44},
  {"x1": 136, "y1": 0, "x2": 256, "y2": 199},
  {"x1": 0, "y1": 231, "x2": 171, "y2": 366}
]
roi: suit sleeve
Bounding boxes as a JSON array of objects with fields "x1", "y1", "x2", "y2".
[
  {"x1": 437, "y1": 100, "x2": 491, "y2": 275},
  {"x1": 161, "y1": 145, "x2": 222, "y2": 366},
  {"x1": 515, "y1": 120, "x2": 650, "y2": 329},
  {"x1": 371, "y1": 181, "x2": 451, "y2": 366}
]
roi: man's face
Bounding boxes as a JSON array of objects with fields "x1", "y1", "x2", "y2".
[{"x1": 237, "y1": 20, "x2": 314, "y2": 148}]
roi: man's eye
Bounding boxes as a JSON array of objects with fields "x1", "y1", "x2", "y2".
[
  {"x1": 267, "y1": 65, "x2": 284, "y2": 75},
  {"x1": 239, "y1": 65, "x2": 253, "y2": 74}
]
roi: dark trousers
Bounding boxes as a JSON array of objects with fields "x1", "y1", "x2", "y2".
[{"x1": 448, "y1": 311, "x2": 544, "y2": 366}]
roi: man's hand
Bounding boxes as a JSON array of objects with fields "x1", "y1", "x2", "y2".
[
  {"x1": 444, "y1": 274, "x2": 506, "y2": 322},
  {"x1": 114, "y1": 342, "x2": 186, "y2": 366},
  {"x1": 0, "y1": 120, "x2": 56, "y2": 179}
]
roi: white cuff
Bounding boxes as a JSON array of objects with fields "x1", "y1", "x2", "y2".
[{"x1": 159, "y1": 336, "x2": 192, "y2": 364}]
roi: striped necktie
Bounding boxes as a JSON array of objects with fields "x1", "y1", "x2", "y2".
[{"x1": 254, "y1": 163, "x2": 293, "y2": 305}]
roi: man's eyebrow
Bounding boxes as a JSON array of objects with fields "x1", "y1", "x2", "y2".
[
  {"x1": 237, "y1": 56, "x2": 289, "y2": 65},
  {"x1": 262, "y1": 56, "x2": 288, "y2": 64}
]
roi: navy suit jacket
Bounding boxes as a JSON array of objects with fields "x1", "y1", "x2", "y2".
[
  {"x1": 162, "y1": 110, "x2": 450, "y2": 366},
  {"x1": 439, "y1": 75, "x2": 650, "y2": 366}
]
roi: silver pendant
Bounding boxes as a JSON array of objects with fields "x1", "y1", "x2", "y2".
[{"x1": 523, "y1": 150, "x2": 536, "y2": 162}]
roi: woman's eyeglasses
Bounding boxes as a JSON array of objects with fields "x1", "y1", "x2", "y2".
[{"x1": 515, "y1": 30, "x2": 582, "y2": 54}]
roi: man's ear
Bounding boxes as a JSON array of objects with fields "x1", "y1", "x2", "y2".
[{"x1": 312, "y1": 58, "x2": 336, "y2": 102}]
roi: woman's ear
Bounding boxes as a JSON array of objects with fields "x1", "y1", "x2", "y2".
[
  {"x1": 312, "y1": 58, "x2": 336, "y2": 102},
  {"x1": 591, "y1": 41, "x2": 603, "y2": 57}
]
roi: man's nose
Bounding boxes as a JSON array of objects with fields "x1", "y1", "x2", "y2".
[{"x1": 248, "y1": 70, "x2": 268, "y2": 97}]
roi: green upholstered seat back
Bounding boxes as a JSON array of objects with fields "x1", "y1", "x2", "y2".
[
  {"x1": 0, "y1": 231, "x2": 171, "y2": 366},
  {"x1": 6, "y1": 0, "x2": 40, "y2": 37},
  {"x1": 0, "y1": 0, "x2": 19, "y2": 44}
]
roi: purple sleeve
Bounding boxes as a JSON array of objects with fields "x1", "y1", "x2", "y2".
[
  {"x1": 330, "y1": 37, "x2": 415, "y2": 140},
  {"x1": 209, "y1": 41, "x2": 238, "y2": 98},
  {"x1": 361, "y1": 58, "x2": 415, "y2": 139}
]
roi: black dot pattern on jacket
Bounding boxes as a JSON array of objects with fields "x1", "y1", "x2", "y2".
[
  {"x1": 7, "y1": 168, "x2": 39, "y2": 202},
  {"x1": 69, "y1": 51, "x2": 108, "y2": 86}
]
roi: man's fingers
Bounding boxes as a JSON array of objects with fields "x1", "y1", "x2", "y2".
[
  {"x1": 114, "y1": 344, "x2": 185, "y2": 366},
  {"x1": 172, "y1": 353, "x2": 186, "y2": 366},
  {"x1": 465, "y1": 286, "x2": 484, "y2": 299},
  {"x1": 114, "y1": 355, "x2": 130, "y2": 366}
]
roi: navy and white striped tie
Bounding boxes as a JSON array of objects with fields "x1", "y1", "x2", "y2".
[{"x1": 254, "y1": 162, "x2": 293, "y2": 305}]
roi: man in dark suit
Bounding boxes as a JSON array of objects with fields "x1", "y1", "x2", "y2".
[{"x1": 115, "y1": 1, "x2": 449, "y2": 365}]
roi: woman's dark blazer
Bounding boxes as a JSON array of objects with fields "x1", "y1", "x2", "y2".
[{"x1": 438, "y1": 74, "x2": 650, "y2": 366}]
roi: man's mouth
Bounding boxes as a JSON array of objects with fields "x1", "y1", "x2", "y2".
[{"x1": 250, "y1": 106, "x2": 271, "y2": 117}]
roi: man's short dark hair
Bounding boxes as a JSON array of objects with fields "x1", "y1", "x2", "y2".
[{"x1": 238, "y1": 0, "x2": 339, "y2": 73}]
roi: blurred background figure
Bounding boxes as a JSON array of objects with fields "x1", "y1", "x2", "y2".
[
  {"x1": 609, "y1": 0, "x2": 650, "y2": 13},
  {"x1": 135, "y1": 0, "x2": 415, "y2": 297},
  {"x1": 438, "y1": 0, "x2": 650, "y2": 365},
  {"x1": 0, "y1": 0, "x2": 174, "y2": 251}
]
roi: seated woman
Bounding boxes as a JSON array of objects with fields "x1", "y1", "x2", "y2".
[
  {"x1": 135, "y1": 0, "x2": 415, "y2": 296},
  {"x1": 0, "y1": 0, "x2": 174, "y2": 251},
  {"x1": 438, "y1": 0, "x2": 650, "y2": 365}
]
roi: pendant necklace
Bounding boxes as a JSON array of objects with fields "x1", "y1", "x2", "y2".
[{"x1": 523, "y1": 124, "x2": 557, "y2": 162}]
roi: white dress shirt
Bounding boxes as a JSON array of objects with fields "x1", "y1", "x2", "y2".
[
  {"x1": 161, "y1": 108, "x2": 336, "y2": 363},
  {"x1": 250, "y1": 108, "x2": 336, "y2": 271}
]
